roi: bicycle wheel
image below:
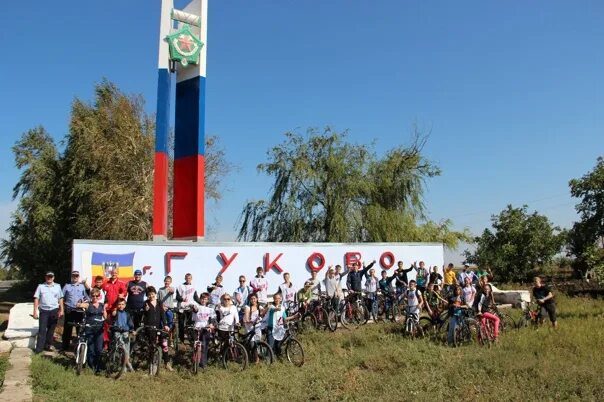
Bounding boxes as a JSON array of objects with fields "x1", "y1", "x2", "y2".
[
  {"x1": 106, "y1": 346, "x2": 126, "y2": 379},
  {"x1": 454, "y1": 319, "x2": 479, "y2": 347},
  {"x1": 352, "y1": 304, "x2": 367, "y2": 326},
  {"x1": 149, "y1": 346, "x2": 162, "y2": 376},
  {"x1": 75, "y1": 343, "x2": 86, "y2": 375},
  {"x1": 326, "y1": 309, "x2": 338, "y2": 332},
  {"x1": 339, "y1": 304, "x2": 354, "y2": 330},
  {"x1": 192, "y1": 343, "x2": 201, "y2": 375},
  {"x1": 251, "y1": 341, "x2": 274, "y2": 366},
  {"x1": 222, "y1": 342, "x2": 248, "y2": 372},
  {"x1": 301, "y1": 313, "x2": 317, "y2": 332},
  {"x1": 497, "y1": 311, "x2": 515, "y2": 333},
  {"x1": 285, "y1": 338, "x2": 305, "y2": 367},
  {"x1": 477, "y1": 323, "x2": 490, "y2": 348},
  {"x1": 389, "y1": 303, "x2": 401, "y2": 323}
]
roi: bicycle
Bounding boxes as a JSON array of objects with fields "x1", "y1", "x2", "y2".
[
  {"x1": 271, "y1": 322, "x2": 304, "y2": 367},
  {"x1": 452, "y1": 309, "x2": 480, "y2": 347},
  {"x1": 217, "y1": 329, "x2": 248, "y2": 372},
  {"x1": 190, "y1": 326, "x2": 213, "y2": 374},
  {"x1": 420, "y1": 308, "x2": 448, "y2": 342},
  {"x1": 377, "y1": 292, "x2": 401, "y2": 322},
  {"x1": 308, "y1": 295, "x2": 338, "y2": 332},
  {"x1": 173, "y1": 307, "x2": 194, "y2": 351},
  {"x1": 238, "y1": 321, "x2": 274, "y2": 367},
  {"x1": 104, "y1": 326, "x2": 131, "y2": 379},
  {"x1": 403, "y1": 306, "x2": 424, "y2": 339},
  {"x1": 476, "y1": 313, "x2": 496, "y2": 348},
  {"x1": 516, "y1": 302, "x2": 541, "y2": 329},
  {"x1": 68, "y1": 309, "x2": 88, "y2": 375},
  {"x1": 339, "y1": 291, "x2": 367, "y2": 329},
  {"x1": 130, "y1": 325, "x2": 169, "y2": 376}
]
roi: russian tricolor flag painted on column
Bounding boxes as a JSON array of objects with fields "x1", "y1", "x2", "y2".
[{"x1": 153, "y1": 0, "x2": 207, "y2": 241}]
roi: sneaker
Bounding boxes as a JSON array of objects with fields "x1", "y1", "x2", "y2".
[
  {"x1": 165, "y1": 362, "x2": 174, "y2": 372},
  {"x1": 127, "y1": 363, "x2": 134, "y2": 372},
  {"x1": 44, "y1": 346, "x2": 55, "y2": 352}
]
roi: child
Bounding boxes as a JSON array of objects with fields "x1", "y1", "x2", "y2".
[
  {"x1": 143, "y1": 286, "x2": 173, "y2": 371},
  {"x1": 111, "y1": 297, "x2": 134, "y2": 372},
  {"x1": 404, "y1": 280, "x2": 424, "y2": 322},
  {"x1": 207, "y1": 275, "x2": 226, "y2": 307},
  {"x1": 250, "y1": 267, "x2": 269, "y2": 306},
  {"x1": 461, "y1": 277, "x2": 476, "y2": 308},
  {"x1": 296, "y1": 282, "x2": 313, "y2": 314},
  {"x1": 191, "y1": 293, "x2": 216, "y2": 369},
  {"x1": 476, "y1": 284, "x2": 500, "y2": 341},
  {"x1": 447, "y1": 286, "x2": 467, "y2": 346},
  {"x1": 364, "y1": 269, "x2": 379, "y2": 319},
  {"x1": 265, "y1": 293, "x2": 296, "y2": 356},
  {"x1": 277, "y1": 272, "x2": 297, "y2": 311},
  {"x1": 89, "y1": 276, "x2": 106, "y2": 304},
  {"x1": 158, "y1": 276, "x2": 176, "y2": 330}
]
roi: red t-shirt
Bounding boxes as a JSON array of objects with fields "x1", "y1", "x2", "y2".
[{"x1": 102, "y1": 279, "x2": 127, "y2": 311}]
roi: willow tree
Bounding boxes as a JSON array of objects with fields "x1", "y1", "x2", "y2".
[{"x1": 238, "y1": 127, "x2": 468, "y2": 247}]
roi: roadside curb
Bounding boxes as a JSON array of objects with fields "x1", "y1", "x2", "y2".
[{"x1": 0, "y1": 347, "x2": 32, "y2": 402}]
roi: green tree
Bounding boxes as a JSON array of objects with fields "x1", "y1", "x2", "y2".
[
  {"x1": 238, "y1": 127, "x2": 469, "y2": 247},
  {"x1": 568, "y1": 156, "x2": 604, "y2": 280},
  {"x1": 464, "y1": 205, "x2": 566, "y2": 282},
  {"x1": 1, "y1": 80, "x2": 232, "y2": 284}
]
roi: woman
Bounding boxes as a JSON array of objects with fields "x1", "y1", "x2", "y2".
[
  {"x1": 364, "y1": 268, "x2": 379, "y2": 319},
  {"x1": 476, "y1": 284, "x2": 500, "y2": 341},
  {"x1": 77, "y1": 288, "x2": 106, "y2": 374},
  {"x1": 243, "y1": 293, "x2": 263, "y2": 339},
  {"x1": 216, "y1": 293, "x2": 239, "y2": 340},
  {"x1": 143, "y1": 286, "x2": 173, "y2": 371},
  {"x1": 265, "y1": 293, "x2": 296, "y2": 356}
]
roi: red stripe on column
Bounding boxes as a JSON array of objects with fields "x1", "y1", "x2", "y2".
[
  {"x1": 152, "y1": 152, "x2": 169, "y2": 237},
  {"x1": 173, "y1": 155, "x2": 205, "y2": 239}
]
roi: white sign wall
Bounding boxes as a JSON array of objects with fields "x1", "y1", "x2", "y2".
[{"x1": 73, "y1": 240, "x2": 444, "y2": 293}]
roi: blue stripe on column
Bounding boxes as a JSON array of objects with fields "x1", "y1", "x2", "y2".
[
  {"x1": 155, "y1": 68, "x2": 172, "y2": 153},
  {"x1": 174, "y1": 75, "x2": 206, "y2": 159}
]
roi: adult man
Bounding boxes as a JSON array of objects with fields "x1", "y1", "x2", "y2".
[
  {"x1": 458, "y1": 263, "x2": 478, "y2": 286},
  {"x1": 323, "y1": 266, "x2": 341, "y2": 310},
  {"x1": 346, "y1": 260, "x2": 375, "y2": 293},
  {"x1": 126, "y1": 269, "x2": 147, "y2": 328},
  {"x1": 393, "y1": 261, "x2": 413, "y2": 298},
  {"x1": 250, "y1": 267, "x2": 269, "y2": 306},
  {"x1": 102, "y1": 267, "x2": 127, "y2": 345},
  {"x1": 532, "y1": 276, "x2": 558, "y2": 329},
  {"x1": 61, "y1": 270, "x2": 89, "y2": 351},
  {"x1": 428, "y1": 266, "x2": 443, "y2": 286},
  {"x1": 33, "y1": 272, "x2": 64, "y2": 354}
]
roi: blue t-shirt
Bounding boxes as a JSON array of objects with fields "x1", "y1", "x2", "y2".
[
  {"x1": 34, "y1": 283, "x2": 63, "y2": 311},
  {"x1": 126, "y1": 280, "x2": 147, "y2": 310},
  {"x1": 62, "y1": 283, "x2": 88, "y2": 310}
]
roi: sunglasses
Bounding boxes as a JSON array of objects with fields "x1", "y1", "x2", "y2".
[
  {"x1": 239, "y1": 280, "x2": 245, "y2": 282},
  {"x1": 224, "y1": 298, "x2": 232, "y2": 301},
  {"x1": 91, "y1": 295, "x2": 100, "y2": 298}
]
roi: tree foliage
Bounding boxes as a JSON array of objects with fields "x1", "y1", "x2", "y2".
[
  {"x1": 238, "y1": 127, "x2": 469, "y2": 247},
  {"x1": 567, "y1": 156, "x2": 604, "y2": 280},
  {"x1": 1, "y1": 80, "x2": 232, "y2": 284},
  {"x1": 464, "y1": 205, "x2": 566, "y2": 282}
]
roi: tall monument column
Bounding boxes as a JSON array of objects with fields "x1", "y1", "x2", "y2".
[{"x1": 152, "y1": 0, "x2": 207, "y2": 241}]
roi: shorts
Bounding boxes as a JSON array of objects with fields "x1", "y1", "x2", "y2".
[{"x1": 538, "y1": 302, "x2": 556, "y2": 323}]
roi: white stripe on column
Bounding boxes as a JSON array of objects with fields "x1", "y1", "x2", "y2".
[
  {"x1": 176, "y1": 0, "x2": 207, "y2": 83},
  {"x1": 158, "y1": 0, "x2": 174, "y2": 70}
]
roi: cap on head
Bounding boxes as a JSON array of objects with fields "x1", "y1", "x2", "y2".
[
  {"x1": 45, "y1": 271, "x2": 55, "y2": 277},
  {"x1": 134, "y1": 269, "x2": 142, "y2": 275},
  {"x1": 463, "y1": 262, "x2": 470, "y2": 268},
  {"x1": 71, "y1": 271, "x2": 80, "y2": 276}
]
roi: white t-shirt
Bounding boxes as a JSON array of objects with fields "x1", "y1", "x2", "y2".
[
  {"x1": 268, "y1": 305, "x2": 287, "y2": 341},
  {"x1": 308, "y1": 277, "x2": 321, "y2": 300},
  {"x1": 209, "y1": 285, "x2": 226, "y2": 306},
  {"x1": 217, "y1": 305, "x2": 239, "y2": 331},
  {"x1": 177, "y1": 283, "x2": 197, "y2": 309},
  {"x1": 406, "y1": 288, "x2": 422, "y2": 313},
  {"x1": 243, "y1": 305, "x2": 263, "y2": 341},
  {"x1": 193, "y1": 305, "x2": 216, "y2": 329},
  {"x1": 462, "y1": 285, "x2": 476, "y2": 307},
  {"x1": 365, "y1": 276, "x2": 378, "y2": 293},
  {"x1": 250, "y1": 276, "x2": 269, "y2": 303},
  {"x1": 279, "y1": 283, "x2": 297, "y2": 306}
]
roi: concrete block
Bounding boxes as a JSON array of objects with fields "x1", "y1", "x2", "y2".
[
  {"x1": 3, "y1": 303, "x2": 38, "y2": 339},
  {"x1": 10, "y1": 337, "x2": 36, "y2": 349},
  {"x1": 0, "y1": 341, "x2": 12, "y2": 353}
]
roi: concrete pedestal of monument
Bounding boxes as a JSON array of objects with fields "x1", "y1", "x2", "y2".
[
  {"x1": 492, "y1": 285, "x2": 531, "y2": 308},
  {"x1": 2, "y1": 303, "x2": 38, "y2": 350}
]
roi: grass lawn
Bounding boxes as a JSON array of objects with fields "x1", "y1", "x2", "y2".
[
  {"x1": 0, "y1": 353, "x2": 8, "y2": 387},
  {"x1": 32, "y1": 294, "x2": 604, "y2": 401}
]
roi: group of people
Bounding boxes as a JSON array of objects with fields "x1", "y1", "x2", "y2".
[{"x1": 32, "y1": 259, "x2": 558, "y2": 373}]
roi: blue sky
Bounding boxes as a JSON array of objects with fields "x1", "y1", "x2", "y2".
[{"x1": 0, "y1": 1, "x2": 602, "y2": 260}]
